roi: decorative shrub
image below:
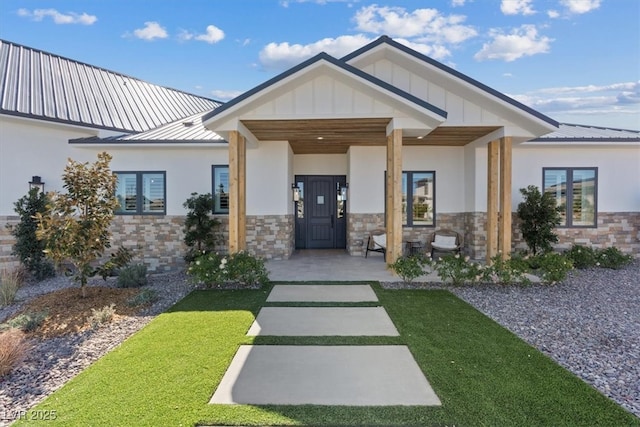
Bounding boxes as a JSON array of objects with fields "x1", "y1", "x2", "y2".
[
  {"x1": 9, "y1": 188, "x2": 55, "y2": 280},
  {"x1": 0, "y1": 267, "x2": 25, "y2": 306},
  {"x1": 183, "y1": 193, "x2": 221, "y2": 262},
  {"x1": 116, "y1": 264, "x2": 148, "y2": 288},
  {"x1": 484, "y1": 254, "x2": 531, "y2": 285},
  {"x1": 127, "y1": 289, "x2": 158, "y2": 307},
  {"x1": 566, "y1": 245, "x2": 597, "y2": 269},
  {"x1": 595, "y1": 247, "x2": 633, "y2": 270},
  {"x1": 88, "y1": 304, "x2": 116, "y2": 329},
  {"x1": 433, "y1": 254, "x2": 484, "y2": 286},
  {"x1": 536, "y1": 252, "x2": 573, "y2": 284},
  {"x1": 390, "y1": 255, "x2": 431, "y2": 284},
  {"x1": 2, "y1": 311, "x2": 48, "y2": 332},
  {"x1": 0, "y1": 329, "x2": 30, "y2": 377},
  {"x1": 517, "y1": 185, "x2": 562, "y2": 255},
  {"x1": 188, "y1": 251, "x2": 269, "y2": 288},
  {"x1": 95, "y1": 246, "x2": 134, "y2": 280}
]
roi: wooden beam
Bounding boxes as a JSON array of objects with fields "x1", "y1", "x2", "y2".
[
  {"x1": 487, "y1": 140, "x2": 499, "y2": 263},
  {"x1": 228, "y1": 130, "x2": 246, "y2": 253},
  {"x1": 386, "y1": 129, "x2": 403, "y2": 265},
  {"x1": 499, "y1": 136, "x2": 512, "y2": 260}
]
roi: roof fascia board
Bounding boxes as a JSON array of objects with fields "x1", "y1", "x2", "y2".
[
  {"x1": 203, "y1": 52, "x2": 447, "y2": 131},
  {"x1": 1, "y1": 110, "x2": 130, "y2": 134},
  {"x1": 343, "y1": 36, "x2": 559, "y2": 131}
]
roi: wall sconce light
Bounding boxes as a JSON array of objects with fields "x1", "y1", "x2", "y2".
[
  {"x1": 29, "y1": 176, "x2": 45, "y2": 193},
  {"x1": 338, "y1": 183, "x2": 348, "y2": 202},
  {"x1": 291, "y1": 183, "x2": 300, "y2": 202}
]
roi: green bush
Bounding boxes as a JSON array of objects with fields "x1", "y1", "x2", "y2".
[
  {"x1": 535, "y1": 252, "x2": 573, "y2": 284},
  {"x1": 0, "y1": 268, "x2": 25, "y2": 307},
  {"x1": 9, "y1": 188, "x2": 55, "y2": 280},
  {"x1": 183, "y1": 193, "x2": 221, "y2": 262},
  {"x1": 433, "y1": 254, "x2": 484, "y2": 286},
  {"x1": 127, "y1": 289, "x2": 158, "y2": 307},
  {"x1": 595, "y1": 247, "x2": 633, "y2": 269},
  {"x1": 390, "y1": 255, "x2": 431, "y2": 284},
  {"x1": 2, "y1": 311, "x2": 48, "y2": 332},
  {"x1": 188, "y1": 251, "x2": 269, "y2": 288},
  {"x1": 566, "y1": 245, "x2": 597, "y2": 269},
  {"x1": 116, "y1": 264, "x2": 148, "y2": 288},
  {"x1": 516, "y1": 185, "x2": 562, "y2": 255},
  {"x1": 484, "y1": 254, "x2": 531, "y2": 285},
  {"x1": 95, "y1": 246, "x2": 134, "y2": 280}
]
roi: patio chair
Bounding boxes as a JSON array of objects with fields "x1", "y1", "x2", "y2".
[
  {"x1": 429, "y1": 229, "x2": 462, "y2": 258},
  {"x1": 365, "y1": 230, "x2": 386, "y2": 261}
]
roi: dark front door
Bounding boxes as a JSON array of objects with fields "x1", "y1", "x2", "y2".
[{"x1": 294, "y1": 175, "x2": 346, "y2": 249}]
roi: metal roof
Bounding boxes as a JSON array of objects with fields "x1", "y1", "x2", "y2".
[
  {"x1": 70, "y1": 111, "x2": 226, "y2": 144},
  {"x1": 0, "y1": 39, "x2": 221, "y2": 133},
  {"x1": 532, "y1": 123, "x2": 640, "y2": 142}
]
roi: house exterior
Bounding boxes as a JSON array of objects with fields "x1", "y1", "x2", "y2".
[{"x1": 1, "y1": 36, "x2": 638, "y2": 271}]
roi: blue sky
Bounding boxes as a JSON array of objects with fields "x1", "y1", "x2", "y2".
[{"x1": 1, "y1": 0, "x2": 638, "y2": 130}]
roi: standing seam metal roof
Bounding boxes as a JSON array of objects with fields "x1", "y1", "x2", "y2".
[
  {"x1": 0, "y1": 39, "x2": 221, "y2": 133},
  {"x1": 531, "y1": 123, "x2": 640, "y2": 141}
]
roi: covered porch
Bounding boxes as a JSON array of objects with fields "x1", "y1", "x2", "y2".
[{"x1": 202, "y1": 37, "x2": 558, "y2": 265}]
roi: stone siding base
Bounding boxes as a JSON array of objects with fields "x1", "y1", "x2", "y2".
[
  {"x1": 1, "y1": 211, "x2": 637, "y2": 271},
  {"x1": 246, "y1": 214, "x2": 294, "y2": 260}
]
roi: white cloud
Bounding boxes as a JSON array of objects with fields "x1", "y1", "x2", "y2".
[
  {"x1": 353, "y1": 5, "x2": 477, "y2": 45},
  {"x1": 474, "y1": 25, "x2": 552, "y2": 62},
  {"x1": 195, "y1": 25, "x2": 225, "y2": 44},
  {"x1": 259, "y1": 34, "x2": 373, "y2": 70},
  {"x1": 560, "y1": 0, "x2": 601, "y2": 14},
  {"x1": 17, "y1": 8, "x2": 97, "y2": 25},
  {"x1": 547, "y1": 9, "x2": 560, "y2": 18},
  {"x1": 500, "y1": 0, "x2": 535, "y2": 16},
  {"x1": 451, "y1": 0, "x2": 467, "y2": 6},
  {"x1": 211, "y1": 89, "x2": 244, "y2": 101},
  {"x1": 133, "y1": 22, "x2": 168, "y2": 41},
  {"x1": 510, "y1": 81, "x2": 640, "y2": 123}
]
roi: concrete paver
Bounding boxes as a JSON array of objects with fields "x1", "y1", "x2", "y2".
[
  {"x1": 210, "y1": 345, "x2": 441, "y2": 406},
  {"x1": 267, "y1": 284, "x2": 378, "y2": 302},
  {"x1": 247, "y1": 306, "x2": 399, "y2": 336}
]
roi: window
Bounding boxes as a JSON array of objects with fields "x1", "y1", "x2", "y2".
[
  {"x1": 115, "y1": 172, "x2": 166, "y2": 215},
  {"x1": 212, "y1": 165, "x2": 229, "y2": 214},
  {"x1": 543, "y1": 167, "x2": 597, "y2": 227},
  {"x1": 385, "y1": 171, "x2": 436, "y2": 227}
]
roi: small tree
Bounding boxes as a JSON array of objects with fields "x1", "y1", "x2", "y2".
[
  {"x1": 36, "y1": 152, "x2": 118, "y2": 296},
  {"x1": 183, "y1": 192, "x2": 220, "y2": 262},
  {"x1": 9, "y1": 188, "x2": 55, "y2": 280},
  {"x1": 517, "y1": 185, "x2": 562, "y2": 255}
]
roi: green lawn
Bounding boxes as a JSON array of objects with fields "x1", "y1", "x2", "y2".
[{"x1": 17, "y1": 283, "x2": 639, "y2": 426}]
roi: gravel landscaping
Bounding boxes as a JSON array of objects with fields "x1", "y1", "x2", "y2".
[{"x1": 1, "y1": 262, "x2": 638, "y2": 423}]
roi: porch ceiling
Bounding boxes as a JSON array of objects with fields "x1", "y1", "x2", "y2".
[{"x1": 241, "y1": 119, "x2": 500, "y2": 154}]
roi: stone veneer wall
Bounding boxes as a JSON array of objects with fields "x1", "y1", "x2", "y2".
[
  {"x1": 246, "y1": 214, "x2": 294, "y2": 260},
  {"x1": 2, "y1": 211, "x2": 637, "y2": 272},
  {"x1": 348, "y1": 211, "x2": 640, "y2": 260}
]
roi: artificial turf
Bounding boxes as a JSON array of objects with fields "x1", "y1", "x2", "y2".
[{"x1": 15, "y1": 282, "x2": 639, "y2": 426}]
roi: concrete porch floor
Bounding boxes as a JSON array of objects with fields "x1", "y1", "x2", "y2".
[{"x1": 265, "y1": 249, "x2": 440, "y2": 282}]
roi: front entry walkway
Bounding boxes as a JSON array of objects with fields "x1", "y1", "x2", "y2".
[
  {"x1": 266, "y1": 249, "x2": 399, "y2": 281},
  {"x1": 210, "y1": 283, "x2": 441, "y2": 406}
]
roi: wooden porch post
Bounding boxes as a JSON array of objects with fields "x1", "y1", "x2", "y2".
[
  {"x1": 486, "y1": 140, "x2": 499, "y2": 263},
  {"x1": 386, "y1": 129, "x2": 403, "y2": 264},
  {"x1": 228, "y1": 130, "x2": 246, "y2": 253},
  {"x1": 499, "y1": 136, "x2": 512, "y2": 260}
]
